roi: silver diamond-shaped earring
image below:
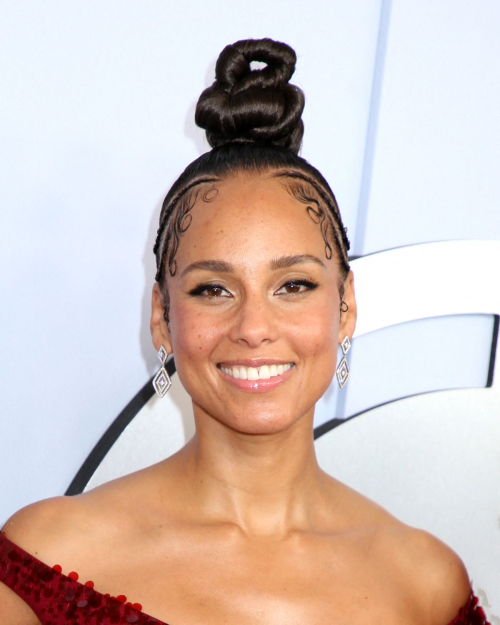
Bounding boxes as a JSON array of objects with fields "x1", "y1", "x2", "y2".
[
  {"x1": 336, "y1": 335, "x2": 351, "y2": 389},
  {"x1": 152, "y1": 345, "x2": 172, "y2": 398}
]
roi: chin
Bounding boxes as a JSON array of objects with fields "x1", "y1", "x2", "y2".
[{"x1": 213, "y1": 404, "x2": 313, "y2": 436}]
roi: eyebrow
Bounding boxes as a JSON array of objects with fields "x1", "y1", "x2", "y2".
[
  {"x1": 180, "y1": 260, "x2": 233, "y2": 278},
  {"x1": 180, "y1": 254, "x2": 325, "y2": 278},
  {"x1": 270, "y1": 254, "x2": 326, "y2": 270}
]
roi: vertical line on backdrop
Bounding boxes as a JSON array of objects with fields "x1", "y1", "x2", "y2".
[
  {"x1": 351, "y1": 0, "x2": 392, "y2": 259},
  {"x1": 336, "y1": 0, "x2": 392, "y2": 421}
]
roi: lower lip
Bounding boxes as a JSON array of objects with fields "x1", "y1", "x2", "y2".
[{"x1": 218, "y1": 365, "x2": 295, "y2": 392}]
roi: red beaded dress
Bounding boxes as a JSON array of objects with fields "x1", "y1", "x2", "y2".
[{"x1": 0, "y1": 533, "x2": 490, "y2": 624}]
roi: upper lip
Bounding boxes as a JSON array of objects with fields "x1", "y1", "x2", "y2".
[{"x1": 217, "y1": 359, "x2": 294, "y2": 368}]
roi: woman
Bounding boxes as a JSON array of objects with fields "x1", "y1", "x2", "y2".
[{"x1": 0, "y1": 38, "x2": 489, "y2": 624}]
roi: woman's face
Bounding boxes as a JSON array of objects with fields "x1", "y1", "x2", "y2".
[{"x1": 151, "y1": 171, "x2": 356, "y2": 435}]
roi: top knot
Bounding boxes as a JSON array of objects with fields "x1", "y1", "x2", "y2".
[{"x1": 195, "y1": 38, "x2": 305, "y2": 155}]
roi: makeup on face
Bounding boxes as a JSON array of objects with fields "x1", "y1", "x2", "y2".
[{"x1": 162, "y1": 173, "x2": 343, "y2": 430}]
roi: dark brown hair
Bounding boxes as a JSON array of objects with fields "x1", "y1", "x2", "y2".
[{"x1": 154, "y1": 38, "x2": 350, "y2": 318}]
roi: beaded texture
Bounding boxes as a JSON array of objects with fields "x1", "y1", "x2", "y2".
[
  {"x1": 0, "y1": 534, "x2": 165, "y2": 624},
  {"x1": 0, "y1": 533, "x2": 490, "y2": 624}
]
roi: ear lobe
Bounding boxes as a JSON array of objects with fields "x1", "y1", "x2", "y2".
[
  {"x1": 150, "y1": 282, "x2": 173, "y2": 354},
  {"x1": 338, "y1": 270, "x2": 357, "y2": 343}
]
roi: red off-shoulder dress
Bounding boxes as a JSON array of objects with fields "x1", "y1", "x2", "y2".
[{"x1": 0, "y1": 533, "x2": 490, "y2": 624}]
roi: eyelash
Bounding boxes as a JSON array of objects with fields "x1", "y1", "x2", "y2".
[
  {"x1": 275, "y1": 279, "x2": 319, "y2": 295},
  {"x1": 188, "y1": 283, "x2": 231, "y2": 298},
  {"x1": 188, "y1": 279, "x2": 319, "y2": 298}
]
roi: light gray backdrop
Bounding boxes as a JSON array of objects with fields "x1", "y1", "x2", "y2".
[{"x1": 1, "y1": 0, "x2": 499, "y2": 525}]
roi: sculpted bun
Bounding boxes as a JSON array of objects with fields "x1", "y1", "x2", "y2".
[
  {"x1": 155, "y1": 37, "x2": 351, "y2": 319},
  {"x1": 195, "y1": 38, "x2": 305, "y2": 154}
]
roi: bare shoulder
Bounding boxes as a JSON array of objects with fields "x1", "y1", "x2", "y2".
[
  {"x1": 1, "y1": 497, "x2": 82, "y2": 625},
  {"x1": 2, "y1": 461, "x2": 174, "y2": 566},
  {"x1": 328, "y1": 480, "x2": 471, "y2": 624},
  {"x1": 0, "y1": 468, "x2": 166, "y2": 624},
  {"x1": 1, "y1": 495, "x2": 89, "y2": 560},
  {"x1": 383, "y1": 525, "x2": 471, "y2": 624}
]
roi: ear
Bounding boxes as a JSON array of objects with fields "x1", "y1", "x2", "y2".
[
  {"x1": 338, "y1": 270, "x2": 356, "y2": 344},
  {"x1": 150, "y1": 282, "x2": 173, "y2": 355}
]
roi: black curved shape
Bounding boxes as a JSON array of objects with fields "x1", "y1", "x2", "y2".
[
  {"x1": 314, "y1": 313, "x2": 499, "y2": 440},
  {"x1": 67, "y1": 313, "x2": 498, "y2": 492},
  {"x1": 486, "y1": 315, "x2": 499, "y2": 388},
  {"x1": 65, "y1": 358, "x2": 177, "y2": 495},
  {"x1": 313, "y1": 389, "x2": 453, "y2": 440}
]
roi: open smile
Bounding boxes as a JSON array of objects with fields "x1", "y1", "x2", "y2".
[{"x1": 217, "y1": 361, "x2": 295, "y2": 392}]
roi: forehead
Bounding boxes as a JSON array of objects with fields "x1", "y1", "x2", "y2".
[{"x1": 174, "y1": 172, "x2": 329, "y2": 265}]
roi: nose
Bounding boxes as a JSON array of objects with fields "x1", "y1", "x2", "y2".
[{"x1": 229, "y1": 290, "x2": 279, "y2": 348}]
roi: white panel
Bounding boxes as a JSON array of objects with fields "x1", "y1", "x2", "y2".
[
  {"x1": 340, "y1": 314, "x2": 493, "y2": 419},
  {"x1": 353, "y1": 241, "x2": 500, "y2": 336},
  {"x1": 316, "y1": 241, "x2": 500, "y2": 425},
  {"x1": 315, "y1": 384, "x2": 500, "y2": 619},
  {"x1": 362, "y1": 0, "x2": 500, "y2": 253},
  {"x1": 85, "y1": 376, "x2": 195, "y2": 490},
  {"x1": 0, "y1": 1, "x2": 381, "y2": 523}
]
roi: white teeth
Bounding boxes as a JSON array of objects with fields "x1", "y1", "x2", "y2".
[
  {"x1": 220, "y1": 363, "x2": 294, "y2": 380},
  {"x1": 247, "y1": 367, "x2": 259, "y2": 381},
  {"x1": 259, "y1": 365, "x2": 270, "y2": 379}
]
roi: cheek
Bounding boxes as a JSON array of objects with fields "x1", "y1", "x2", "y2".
[
  {"x1": 290, "y1": 295, "x2": 340, "y2": 354},
  {"x1": 168, "y1": 289, "x2": 341, "y2": 371},
  {"x1": 168, "y1": 299, "x2": 224, "y2": 359},
  {"x1": 303, "y1": 305, "x2": 341, "y2": 395},
  {"x1": 306, "y1": 315, "x2": 338, "y2": 367}
]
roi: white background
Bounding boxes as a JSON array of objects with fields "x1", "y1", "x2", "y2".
[{"x1": 1, "y1": 0, "x2": 499, "y2": 538}]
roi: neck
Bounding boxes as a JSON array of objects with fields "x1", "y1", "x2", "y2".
[{"x1": 177, "y1": 409, "x2": 329, "y2": 539}]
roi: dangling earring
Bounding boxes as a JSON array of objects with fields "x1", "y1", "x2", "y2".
[
  {"x1": 336, "y1": 335, "x2": 351, "y2": 388},
  {"x1": 153, "y1": 345, "x2": 172, "y2": 398}
]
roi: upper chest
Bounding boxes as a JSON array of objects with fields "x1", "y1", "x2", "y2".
[{"x1": 81, "y1": 530, "x2": 425, "y2": 625}]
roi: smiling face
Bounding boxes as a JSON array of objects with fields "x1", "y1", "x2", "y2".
[{"x1": 151, "y1": 171, "x2": 356, "y2": 435}]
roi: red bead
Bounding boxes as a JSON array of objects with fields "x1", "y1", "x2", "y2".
[
  {"x1": 116, "y1": 594, "x2": 127, "y2": 603},
  {"x1": 104, "y1": 593, "x2": 110, "y2": 598},
  {"x1": 68, "y1": 571, "x2": 79, "y2": 581},
  {"x1": 132, "y1": 603, "x2": 142, "y2": 611},
  {"x1": 84, "y1": 580, "x2": 94, "y2": 588},
  {"x1": 52, "y1": 564, "x2": 62, "y2": 573},
  {"x1": 126, "y1": 602, "x2": 132, "y2": 606}
]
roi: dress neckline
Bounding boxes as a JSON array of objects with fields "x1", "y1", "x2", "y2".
[
  {"x1": 0, "y1": 532, "x2": 168, "y2": 624},
  {"x1": 0, "y1": 531, "x2": 486, "y2": 625}
]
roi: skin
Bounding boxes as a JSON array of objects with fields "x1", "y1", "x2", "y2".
[{"x1": 1, "y1": 171, "x2": 471, "y2": 625}]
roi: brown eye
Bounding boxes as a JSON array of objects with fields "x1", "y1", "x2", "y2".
[
  {"x1": 275, "y1": 280, "x2": 318, "y2": 296},
  {"x1": 207, "y1": 286, "x2": 223, "y2": 297},
  {"x1": 188, "y1": 283, "x2": 232, "y2": 298},
  {"x1": 285, "y1": 282, "x2": 301, "y2": 294}
]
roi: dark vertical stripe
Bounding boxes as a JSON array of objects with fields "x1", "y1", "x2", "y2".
[{"x1": 486, "y1": 315, "x2": 499, "y2": 388}]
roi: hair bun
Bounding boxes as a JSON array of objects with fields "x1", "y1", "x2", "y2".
[{"x1": 195, "y1": 38, "x2": 304, "y2": 154}]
